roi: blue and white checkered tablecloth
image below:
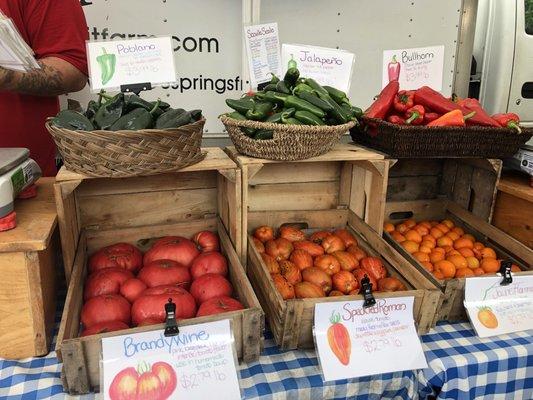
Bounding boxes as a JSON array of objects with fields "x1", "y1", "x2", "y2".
[{"x1": 0, "y1": 304, "x2": 532, "y2": 399}]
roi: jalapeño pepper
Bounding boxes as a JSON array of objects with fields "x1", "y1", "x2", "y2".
[
  {"x1": 304, "y1": 78, "x2": 328, "y2": 97},
  {"x1": 269, "y1": 73, "x2": 280, "y2": 84},
  {"x1": 94, "y1": 93, "x2": 124, "y2": 130},
  {"x1": 262, "y1": 83, "x2": 278, "y2": 92},
  {"x1": 262, "y1": 91, "x2": 288, "y2": 106},
  {"x1": 294, "y1": 110, "x2": 325, "y2": 125},
  {"x1": 283, "y1": 67, "x2": 300, "y2": 87},
  {"x1": 284, "y1": 96, "x2": 325, "y2": 118},
  {"x1": 292, "y1": 83, "x2": 315, "y2": 96},
  {"x1": 283, "y1": 117, "x2": 302, "y2": 125},
  {"x1": 323, "y1": 86, "x2": 350, "y2": 105},
  {"x1": 226, "y1": 98, "x2": 255, "y2": 115},
  {"x1": 266, "y1": 111, "x2": 283, "y2": 123},
  {"x1": 297, "y1": 91, "x2": 334, "y2": 112},
  {"x1": 254, "y1": 129, "x2": 274, "y2": 140},
  {"x1": 276, "y1": 80, "x2": 291, "y2": 94},
  {"x1": 226, "y1": 112, "x2": 255, "y2": 136},
  {"x1": 317, "y1": 93, "x2": 350, "y2": 123},
  {"x1": 246, "y1": 102, "x2": 273, "y2": 121},
  {"x1": 280, "y1": 108, "x2": 296, "y2": 124}
]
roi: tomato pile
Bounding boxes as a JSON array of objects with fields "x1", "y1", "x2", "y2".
[
  {"x1": 253, "y1": 225, "x2": 407, "y2": 299},
  {"x1": 385, "y1": 219, "x2": 521, "y2": 280},
  {"x1": 80, "y1": 231, "x2": 244, "y2": 337}
]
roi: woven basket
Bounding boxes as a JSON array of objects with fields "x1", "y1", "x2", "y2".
[
  {"x1": 351, "y1": 117, "x2": 533, "y2": 158},
  {"x1": 46, "y1": 118, "x2": 206, "y2": 178},
  {"x1": 220, "y1": 115, "x2": 356, "y2": 161}
]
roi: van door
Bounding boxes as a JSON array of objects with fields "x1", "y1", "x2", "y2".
[{"x1": 507, "y1": 0, "x2": 533, "y2": 125}]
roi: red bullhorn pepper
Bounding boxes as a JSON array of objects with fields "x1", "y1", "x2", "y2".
[
  {"x1": 424, "y1": 112, "x2": 440, "y2": 124},
  {"x1": 491, "y1": 113, "x2": 522, "y2": 133},
  {"x1": 364, "y1": 80, "x2": 400, "y2": 119},
  {"x1": 414, "y1": 86, "x2": 461, "y2": 115},
  {"x1": 458, "y1": 98, "x2": 500, "y2": 127},
  {"x1": 387, "y1": 115, "x2": 406, "y2": 125},
  {"x1": 405, "y1": 105, "x2": 425, "y2": 125},
  {"x1": 427, "y1": 109, "x2": 475, "y2": 127},
  {"x1": 393, "y1": 90, "x2": 415, "y2": 113}
]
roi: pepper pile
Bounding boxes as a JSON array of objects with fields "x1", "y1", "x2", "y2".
[
  {"x1": 365, "y1": 82, "x2": 522, "y2": 131},
  {"x1": 51, "y1": 91, "x2": 202, "y2": 131},
  {"x1": 224, "y1": 67, "x2": 362, "y2": 140}
]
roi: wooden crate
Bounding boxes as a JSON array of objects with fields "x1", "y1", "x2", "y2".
[
  {"x1": 57, "y1": 219, "x2": 263, "y2": 394},
  {"x1": 0, "y1": 178, "x2": 58, "y2": 359},
  {"x1": 384, "y1": 199, "x2": 533, "y2": 321},
  {"x1": 54, "y1": 148, "x2": 242, "y2": 281},
  {"x1": 246, "y1": 209, "x2": 442, "y2": 350},
  {"x1": 226, "y1": 144, "x2": 390, "y2": 264}
]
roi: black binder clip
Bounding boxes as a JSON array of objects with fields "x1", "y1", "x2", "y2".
[
  {"x1": 361, "y1": 274, "x2": 376, "y2": 308},
  {"x1": 120, "y1": 82, "x2": 152, "y2": 96},
  {"x1": 164, "y1": 298, "x2": 179, "y2": 337},
  {"x1": 499, "y1": 260, "x2": 513, "y2": 286}
]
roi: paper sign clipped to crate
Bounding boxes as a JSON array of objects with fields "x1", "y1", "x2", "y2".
[
  {"x1": 87, "y1": 37, "x2": 177, "y2": 91},
  {"x1": 244, "y1": 22, "x2": 281, "y2": 89},
  {"x1": 464, "y1": 275, "x2": 533, "y2": 338},
  {"x1": 101, "y1": 319, "x2": 241, "y2": 400},
  {"x1": 314, "y1": 296, "x2": 427, "y2": 382}
]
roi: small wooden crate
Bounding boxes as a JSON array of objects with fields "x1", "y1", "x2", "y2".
[
  {"x1": 0, "y1": 178, "x2": 58, "y2": 359},
  {"x1": 384, "y1": 200, "x2": 533, "y2": 321},
  {"x1": 226, "y1": 144, "x2": 390, "y2": 264},
  {"x1": 53, "y1": 148, "x2": 263, "y2": 394},
  {"x1": 246, "y1": 210, "x2": 442, "y2": 350}
]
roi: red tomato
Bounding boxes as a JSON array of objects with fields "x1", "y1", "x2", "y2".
[
  {"x1": 131, "y1": 286, "x2": 196, "y2": 326},
  {"x1": 190, "y1": 252, "x2": 228, "y2": 280},
  {"x1": 137, "y1": 260, "x2": 191, "y2": 289},
  {"x1": 80, "y1": 320, "x2": 129, "y2": 337},
  {"x1": 360, "y1": 257, "x2": 387, "y2": 281},
  {"x1": 120, "y1": 278, "x2": 147, "y2": 303},
  {"x1": 152, "y1": 362, "x2": 177, "y2": 399},
  {"x1": 81, "y1": 294, "x2": 131, "y2": 328},
  {"x1": 196, "y1": 296, "x2": 244, "y2": 317},
  {"x1": 84, "y1": 268, "x2": 134, "y2": 301},
  {"x1": 88, "y1": 243, "x2": 143, "y2": 273},
  {"x1": 144, "y1": 237, "x2": 199, "y2": 268},
  {"x1": 109, "y1": 367, "x2": 138, "y2": 400},
  {"x1": 353, "y1": 268, "x2": 377, "y2": 293},
  {"x1": 192, "y1": 231, "x2": 220, "y2": 252},
  {"x1": 136, "y1": 371, "x2": 162, "y2": 400},
  {"x1": 189, "y1": 274, "x2": 233, "y2": 304},
  {"x1": 137, "y1": 318, "x2": 161, "y2": 327}
]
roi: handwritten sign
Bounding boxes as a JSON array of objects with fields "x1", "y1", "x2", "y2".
[
  {"x1": 101, "y1": 319, "x2": 241, "y2": 400},
  {"x1": 314, "y1": 297, "x2": 427, "y2": 382},
  {"x1": 244, "y1": 23, "x2": 281, "y2": 89},
  {"x1": 281, "y1": 44, "x2": 355, "y2": 92},
  {"x1": 382, "y1": 45, "x2": 444, "y2": 90},
  {"x1": 87, "y1": 37, "x2": 176, "y2": 91},
  {"x1": 464, "y1": 275, "x2": 533, "y2": 338}
]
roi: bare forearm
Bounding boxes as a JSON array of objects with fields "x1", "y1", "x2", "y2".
[{"x1": 0, "y1": 57, "x2": 86, "y2": 96}]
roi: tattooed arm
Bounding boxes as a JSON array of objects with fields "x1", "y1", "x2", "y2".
[{"x1": 0, "y1": 57, "x2": 87, "y2": 96}]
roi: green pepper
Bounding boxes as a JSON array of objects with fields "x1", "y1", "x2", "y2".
[
  {"x1": 283, "y1": 117, "x2": 302, "y2": 125},
  {"x1": 284, "y1": 95, "x2": 326, "y2": 118},
  {"x1": 155, "y1": 108, "x2": 186, "y2": 129},
  {"x1": 94, "y1": 93, "x2": 124, "y2": 130},
  {"x1": 284, "y1": 67, "x2": 300, "y2": 88},
  {"x1": 226, "y1": 112, "x2": 255, "y2": 136},
  {"x1": 275, "y1": 81, "x2": 291, "y2": 94},
  {"x1": 96, "y1": 48, "x2": 117, "y2": 85},
  {"x1": 125, "y1": 94, "x2": 164, "y2": 118},
  {"x1": 297, "y1": 91, "x2": 334, "y2": 112},
  {"x1": 246, "y1": 102, "x2": 273, "y2": 121},
  {"x1": 254, "y1": 129, "x2": 274, "y2": 140},
  {"x1": 190, "y1": 109, "x2": 203, "y2": 121},
  {"x1": 110, "y1": 101, "x2": 161, "y2": 131},
  {"x1": 318, "y1": 93, "x2": 350, "y2": 124},
  {"x1": 262, "y1": 83, "x2": 278, "y2": 92},
  {"x1": 341, "y1": 103, "x2": 363, "y2": 120},
  {"x1": 304, "y1": 78, "x2": 328, "y2": 97},
  {"x1": 266, "y1": 112, "x2": 283, "y2": 123},
  {"x1": 262, "y1": 91, "x2": 288, "y2": 106},
  {"x1": 155, "y1": 100, "x2": 171, "y2": 110},
  {"x1": 292, "y1": 83, "x2": 315, "y2": 96},
  {"x1": 280, "y1": 108, "x2": 296, "y2": 124},
  {"x1": 226, "y1": 98, "x2": 255, "y2": 115},
  {"x1": 52, "y1": 110, "x2": 95, "y2": 131},
  {"x1": 294, "y1": 110, "x2": 325, "y2": 126},
  {"x1": 323, "y1": 86, "x2": 350, "y2": 105},
  {"x1": 269, "y1": 73, "x2": 280, "y2": 84},
  {"x1": 84, "y1": 100, "x2": 99, "y2": 121}
]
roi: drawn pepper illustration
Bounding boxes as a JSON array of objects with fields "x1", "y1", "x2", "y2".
[
  {"x1": 327, "y1": 311, "x2": 351, "y2": 365},
  {"x1": 288, "y1": 54, "x2": 298, "y2": 69},
  {"x1": 97, "y1": 48, "x2": 117, "y2": 85},
  {"x1": 477, "y1": 307, "x2": 498, "y2": 329},
  {"x1": 388, "y1": 55, "x2": 401, "y2": 82}
]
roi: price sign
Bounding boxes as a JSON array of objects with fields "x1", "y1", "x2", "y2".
[
  {"x1": 87, "y1": 37, "x2": 176, "y2": 91},
  {"x1": 281, "y1": 44, "x2": 355, "y2": 92},
  {"x1": 244, "y1": 23, "x2": 281, "y2": 89},
  {"x1": 101, "y1": 319, "x2": 241, "y2": 400},
  {"x1": 464, "y1": 275, "x2": 533, "y2": 338},
  {"x1": 314, "y1": 297, "x2": 427, "y2": 382},
  {"x1": 382, "y1": 45, "x2": 444, "y2": 90}
]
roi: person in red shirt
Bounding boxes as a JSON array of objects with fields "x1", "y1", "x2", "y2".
[{"x1": 0, "y1": 0, "x2": 88, "y2": 176}]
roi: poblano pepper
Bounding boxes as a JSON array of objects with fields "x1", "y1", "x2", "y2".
[
  {"x1": 190, "y1": 109, "x2": 203, "y2": 121},
  {"x1": 110, "y1": 100, "x2": 160, "y2": 131},
  {"x1": 52, "y1": 110, "x2": 94, "y2": 131},
  {"x1": 96, "y1": 48, "x2": 116, "y2": 85},
  {"x1": 125, "y1": 94, "x2": 164, "y2": 118},
  {"x1": 84, "y1": 100, "x2": 99, "y2": 121},
  {"x1": 155, "y1": 108, "x2": 192, "y2": 129},
  {"x1": 94, "y1": 93, "x2": 124, "y2": 130}
]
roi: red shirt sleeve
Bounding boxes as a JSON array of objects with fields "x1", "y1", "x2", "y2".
[{"x1": 22, "y1": 0, "x2": 89, "y2": 75}]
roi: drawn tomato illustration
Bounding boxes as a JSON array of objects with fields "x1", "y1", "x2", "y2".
[
  {"x1": 477, "y1": 307, "x2": 498, "y2": 329},
  {"x1": 109, "y1": 361, "x2": 177, "y2": 400},
  {"x1": 327, "y1": 311, "x2": 351, "y2": 366}
]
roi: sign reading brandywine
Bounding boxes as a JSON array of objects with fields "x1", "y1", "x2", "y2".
[{"x1": 314, "y1": 297, "x2": 427, "y2": 382}]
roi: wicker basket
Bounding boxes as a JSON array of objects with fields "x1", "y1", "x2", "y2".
[
  {"x1": 220, "y1": 115, "x2": 355, "y2": 161},
  {"x1": 46, "y1": 118, "x2": 206, "y2": 178},
  {"x1": 351, "y1": 117, "x2": 533, "y2": 158}
]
